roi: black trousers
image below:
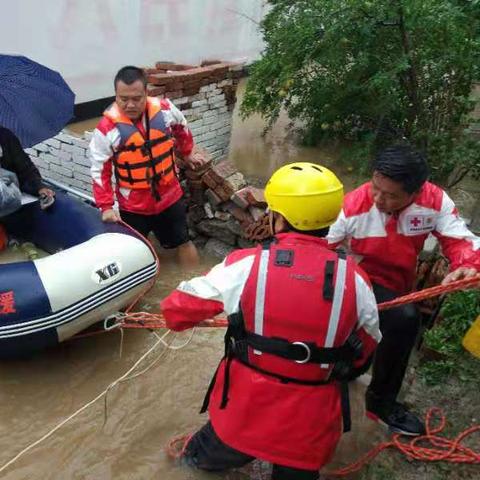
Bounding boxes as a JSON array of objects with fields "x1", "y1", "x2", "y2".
[
  {"x1": 368, "y1": 283, "x2": 421, "y2": 403},
  {"x1": 184, "y1": 421, "x2": 320, "y2": 480},
  {"x1": 119, "y1": 198, "x2": 189, "y2": 249}
]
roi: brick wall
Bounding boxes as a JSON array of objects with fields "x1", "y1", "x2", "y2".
[
  {"x1": 25, "y1": 132, "x2": 93, "y2": 197},
  {"x1": 25, "y1": 60, "x2": 244, "y2": 198}
]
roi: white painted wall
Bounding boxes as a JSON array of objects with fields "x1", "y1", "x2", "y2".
[{"x1": 2, "y1": 0, "x2": 265, "y2": 103}]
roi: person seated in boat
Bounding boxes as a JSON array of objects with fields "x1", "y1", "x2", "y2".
[
  {"x1": 89, "y1": 66, "x2": 205, "y2": 267},
  {"x1": 327, "y1": 144, "x2": 480, "y2": 437},
  {"x1": 161, "y1": 163, "x2": 381, "y2": 480},
  {"x1": 0, "y1": 127, "x2": 55, "y2": 209},
  {"x1": 0, "y1": 127, "x2": 55, "y2": 250}
]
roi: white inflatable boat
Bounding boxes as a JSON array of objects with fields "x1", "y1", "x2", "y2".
[{"x1": 0, "y1": 190, "x2": 157, "y2": 358}]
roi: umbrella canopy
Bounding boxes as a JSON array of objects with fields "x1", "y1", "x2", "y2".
[{"x1": 0, "y1": 55, "x2": 75, "y2": 148}]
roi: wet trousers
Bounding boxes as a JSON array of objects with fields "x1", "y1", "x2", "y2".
[
  {"x1": 184, "y1": 421, "x2": 320, "y2": 480},
  {"x1": 368, "y1": 283, "x2": 421, "y2": 404}
]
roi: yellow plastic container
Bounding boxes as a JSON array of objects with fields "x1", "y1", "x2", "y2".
[{"x1": 462, "y1": 315, "x2": 480, "y2": 359}]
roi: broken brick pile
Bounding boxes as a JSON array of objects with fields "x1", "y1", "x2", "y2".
[
  {"x1": 145, "y1": 61, "x2": 271, "y2": 255},
  {"x1": 181, "y1": 148, "x2": 271, "y2": 258},
  {"x1": 147, "y1": 60, "x2": 275, "y2": 258}
]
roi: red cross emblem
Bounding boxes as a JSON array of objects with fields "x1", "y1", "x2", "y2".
[
  {"x1": 410, "y1": 217, "x2": 422, "y2": 227},
  {"x1": 0, "y1": 291, "x2": 16, "y2": 314}
]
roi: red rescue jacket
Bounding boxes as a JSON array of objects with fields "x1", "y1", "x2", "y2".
[
  {"x1": 162, "y1": 233, "x2": 381, "y2": 470},
  {"x1": 328, "y1": 182, "x2": 480, "y2": 293},
  {"x1": 90, "y1": 97, "x2": 193, "y2": 215}
]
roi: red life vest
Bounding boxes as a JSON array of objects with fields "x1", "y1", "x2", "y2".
[
  {"x1": 202, "y1": 235, "x2": 362, "y2": 431},
  {"x1": 235, "y1": 240, "x2": 361, "y2": 383},
  {"x1": 104, "y1": 98, "x2": 175, "y2": 198}
]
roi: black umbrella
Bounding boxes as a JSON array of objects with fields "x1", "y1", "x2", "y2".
[{"x1": 0, "y1": 55, "x2": 75, "y2": 147}]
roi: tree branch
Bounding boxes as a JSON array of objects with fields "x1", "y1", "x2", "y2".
[{"x1": 396, "y1": 0, "x2": 423, "y2": 137}]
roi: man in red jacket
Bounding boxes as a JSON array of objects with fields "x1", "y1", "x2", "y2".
[
  {"x1": 328, "y1": 144, "x2": 480, "y2": 436},
  {"x1": 89, "y1": 66, "x2": 203, "y2": 266},
  {"x1": 162, "y1": 163, "x2": 381, "y2": 480}
]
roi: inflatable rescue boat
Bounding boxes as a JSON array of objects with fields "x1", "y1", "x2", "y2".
[{"x1": 0, "y1": 190, "x2": 157, "y2": 358}]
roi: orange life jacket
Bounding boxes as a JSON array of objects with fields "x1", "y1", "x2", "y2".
[{"x1": 104, "y1": 98, "x2": 176, "y2": 198}]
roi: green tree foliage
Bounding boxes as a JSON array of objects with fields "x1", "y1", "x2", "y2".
[{"x1": 242, "y1": 0, "x2": 480, "y2": 182}]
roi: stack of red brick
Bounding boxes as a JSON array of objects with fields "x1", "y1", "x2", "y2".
[{"x1": 145, "y1": 60, "x2": 242, "y2": 110}]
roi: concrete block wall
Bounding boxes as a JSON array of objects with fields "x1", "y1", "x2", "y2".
[
  {"x1": 25, "y1": 60, "x2": 244, "y2": 199},
  {"x1": 25, "y1": 132, "x2": 94, "y2": 198}
]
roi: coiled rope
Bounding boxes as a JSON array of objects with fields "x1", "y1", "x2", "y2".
[{"x1": 165, "y1": 408, "x2": 480, "y2": 477}]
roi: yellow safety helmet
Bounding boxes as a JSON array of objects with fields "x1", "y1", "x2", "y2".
[{"x1": 264, "y1": 162, "x2": 344, "y2": 230}]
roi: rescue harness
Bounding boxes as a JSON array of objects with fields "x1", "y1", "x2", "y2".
[{"x1": 200, "y1": 241, "x2": 365, "y2": 432}]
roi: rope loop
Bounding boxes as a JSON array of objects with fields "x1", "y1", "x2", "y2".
[{"x1": 103, "y1": 313, "x2": 126, "y2": 331}]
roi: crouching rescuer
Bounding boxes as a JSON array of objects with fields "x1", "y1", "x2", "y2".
[{"x1": 161, "y1": 163, "x2": 381, "y2": 479}]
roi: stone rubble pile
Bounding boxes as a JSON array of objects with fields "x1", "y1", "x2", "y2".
[{"x1": 181, "y1": 147, "x2": 271, "y2": 258}]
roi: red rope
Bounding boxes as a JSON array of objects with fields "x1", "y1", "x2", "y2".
[
  {"x1": 118, "y1": 275, "x2": 480, "y2": 331},
  {"x1": 165, "y1": 433, "x2": 193, "y2": 460},
  {"x1": 377, "y1": 275, "x2": 480, "y2": 311},
  {"x1": 70, "y1": 251, "x2": 478, "y2": 337},
  {"x1": 121, "y1": 313, "x2": 227, "y2": 330},
  {"x1": 165, "y1": 409, "x2": 480, "y2": 475},
  {"x1": 326, "y1": 408, "x2": 480, "y2": 476}
]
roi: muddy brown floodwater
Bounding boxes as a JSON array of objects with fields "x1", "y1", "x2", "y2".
[
  {"x1": 0, "y1": 245, "x2": 387, "y2": 480},
  {"x1": 0, "y1": 254, "x2": 386, "y2": 480},
  {"x1": 228, "y1": 82, "x2": 360, "y2": 194},
  {"x1": 3, "y1": 78, "x2": 468, "y2": 480}
]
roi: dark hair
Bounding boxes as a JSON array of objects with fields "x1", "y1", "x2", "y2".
[
  {"x1": 114, "y1": 66, "x2": 147, "y2": 90},
  {"x1": 373, "y1": 144, "x2": 429, "y2": 194},
  {"x1": 286, "y1": 221, "x2": 330, "y2": 238}
]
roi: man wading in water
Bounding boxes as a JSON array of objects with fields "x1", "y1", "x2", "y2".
[{"x1": 89, "y1": 66, "x2": 204, "y2": 267}]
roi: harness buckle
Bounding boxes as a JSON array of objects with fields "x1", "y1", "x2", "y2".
[
  {"x1": 293, "y1": 342, "x2": 311, "y2": 364},
  {"x1": 347, "y1": 333, "x2": 363, "y2": 360},
  {"x1": 228, "y1": 336, "x2": 248, "y2": 359}
]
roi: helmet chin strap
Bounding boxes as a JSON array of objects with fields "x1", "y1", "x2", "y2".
[
  {"x1": 269, "y1": 211, "x2": 290, "y2": 235},
  {"x1": 268, "y1": 210, "x2": 275, "y2": 236}
]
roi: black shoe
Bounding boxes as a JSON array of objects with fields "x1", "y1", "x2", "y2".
[{"x1": 366, "y1": 394, "x2": 426, "y2": 436}]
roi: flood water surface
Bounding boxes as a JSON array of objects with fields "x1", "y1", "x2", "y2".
[{"x1": 228, "y1": 81, "x2": 361, "y2": 193}]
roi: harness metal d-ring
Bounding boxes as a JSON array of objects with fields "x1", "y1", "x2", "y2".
[{"x1": 293, "y1": 341, "x2": 311, "y2": 364}]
